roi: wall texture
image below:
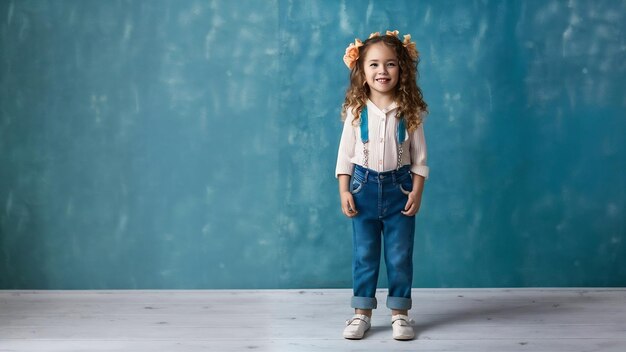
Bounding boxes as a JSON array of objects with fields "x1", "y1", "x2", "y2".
[{"x1": 0, "y1": 0, "x2": 624, "y2": 289}]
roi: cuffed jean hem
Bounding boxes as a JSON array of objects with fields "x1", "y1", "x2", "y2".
[
  {"x1": 387, "y1": 296, "x2": 412, "y2": 310},
  {"x1": 351, "y1": 296, "x2": 378, "y2": 309}
]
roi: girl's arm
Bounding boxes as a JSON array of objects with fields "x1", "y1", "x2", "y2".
[
  {"x1": 403, "y1": 122, "x2": 428, "y2": 216},
  {"x1": 338, "y1": 174, "x2": 358, "y2": 217}
]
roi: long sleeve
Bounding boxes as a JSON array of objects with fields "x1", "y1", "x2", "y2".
[
  {"x1": 335, "y1": 113, "x2": 357, "y2": 177},
  {"x1": 409, "y1": 122, "x2": 429, "y2": 179}
]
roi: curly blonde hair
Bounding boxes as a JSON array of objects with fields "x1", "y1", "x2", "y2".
[{"x1": 341, "y1": 34, "x2": 428, "y2": 132}]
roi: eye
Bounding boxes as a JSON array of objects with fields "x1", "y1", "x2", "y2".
[
  {"x1": 369, "y1": 63, "x2": 378, "y2": 67},
  {"x1": 387, "y1": 62, "x2": 397, "y2": 67}
]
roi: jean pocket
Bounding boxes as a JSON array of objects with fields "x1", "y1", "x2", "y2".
[
  {"x1": 399, "y1": 180, "x2": 412, "y2": 195},
  {"x1": 351, "y1": 179, "x2": 364, "y2": 194}
]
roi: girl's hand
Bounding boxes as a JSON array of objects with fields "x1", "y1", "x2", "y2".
[
  {"x1": 340, "y1": 191, "x2": 358, "y2": 218},
  {"x1": 401, "y1": 191, "x2": 422, "y2": 216},
  {"x1": 402, "y1": 174, "x2": 425, "y2": 216},
  {"x1": 338, "y1": 174, "x2": 358, "y2": 218}
]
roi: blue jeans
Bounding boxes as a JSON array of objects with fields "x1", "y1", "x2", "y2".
[{"x1": 350, "y1": 164, "x2": 415, "y2": 311}]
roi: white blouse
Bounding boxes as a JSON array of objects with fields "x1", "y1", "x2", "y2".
[{"x1": 335, "y1": 100, "x2": 429, "y2": 179}]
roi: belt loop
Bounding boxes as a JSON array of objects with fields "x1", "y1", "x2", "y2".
[{"x1": 364, "y1": 169, "x2": 369, "y2": 183}]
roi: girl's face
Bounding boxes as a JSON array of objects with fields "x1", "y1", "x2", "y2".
[{"x1": 362, "y1": 42, "x2": 399, "y2": 99}]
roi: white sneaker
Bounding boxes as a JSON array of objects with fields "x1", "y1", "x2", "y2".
[
  {"x1": 391, "y1": 314, "x2": 415, "y2": 340},
  {"x1": 343, "y1": 314, "x2": 371, "y2": 339}
]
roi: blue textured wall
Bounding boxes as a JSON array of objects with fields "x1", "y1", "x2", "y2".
[{"x1": 0, "y1": 0, "x2": 624, "y2": 289}]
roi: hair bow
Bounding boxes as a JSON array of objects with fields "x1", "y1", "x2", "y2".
[{"x1": 402, "y1": 34, "x2": 419, "y2": 60}]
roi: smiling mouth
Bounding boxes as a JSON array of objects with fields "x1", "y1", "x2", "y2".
[{"x1": 376, "y1": 78, "x2": 390, "y2": 83}]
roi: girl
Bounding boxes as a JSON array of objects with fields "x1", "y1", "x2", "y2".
[{"x1": 336, "y1": 30, "x2": 429, "y2": 340}]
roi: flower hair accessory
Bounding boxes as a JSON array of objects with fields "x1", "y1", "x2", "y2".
[
  {"x1": 342, "y1": 29, "x2": 419, "y2": 69},
  {"x1": 343, "y1": 39, "x2": 363, "y2": 69}
]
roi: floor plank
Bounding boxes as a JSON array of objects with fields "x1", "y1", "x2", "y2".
[{"x1": 1, "y1": 289, "x2": 625, "y2": 351}]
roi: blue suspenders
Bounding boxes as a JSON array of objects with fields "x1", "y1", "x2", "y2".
[{"x1": 359, "y1": 106, "x2": 406, "y2": 170}]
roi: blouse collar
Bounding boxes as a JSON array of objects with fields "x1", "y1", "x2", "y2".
[{"x1": 367, "y1": 99, "x2": 398, "y2": 115}]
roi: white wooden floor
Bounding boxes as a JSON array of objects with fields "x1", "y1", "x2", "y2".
[{"x1": 0, "y1": 289, "x2": 625, "y2": 352}]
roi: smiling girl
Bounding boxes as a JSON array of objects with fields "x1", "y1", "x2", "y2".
[{"x1": 336, "y1": 30, "x2": 429, "y2": 340}]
